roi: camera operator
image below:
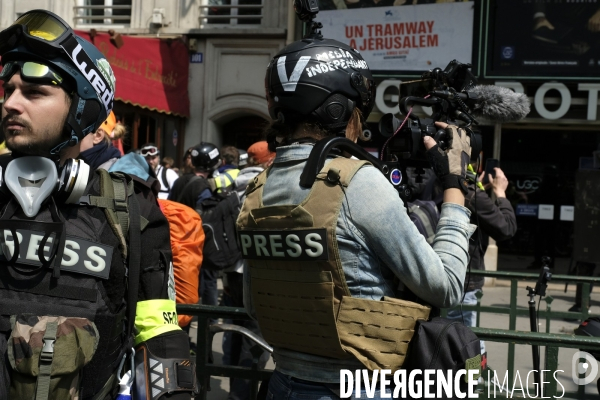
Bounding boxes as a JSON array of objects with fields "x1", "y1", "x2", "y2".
[{"x1": 236, "y1": 28, "x2": 475, "y2": 399}]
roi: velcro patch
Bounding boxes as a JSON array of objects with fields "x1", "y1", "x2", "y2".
[
  {"x1": 238, "y1": 229, "x2": 328, "y2": 261},
  {"x1": 0, "y1": 229, "x2": 113, "y2": 279}
]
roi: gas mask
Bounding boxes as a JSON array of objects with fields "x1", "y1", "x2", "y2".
[
  {"x1": 0, "y1": 156, "x2": 90, "y2": 278},
  {"x1": 3, "y1": 156, "x2": 89, "y2": 217}
]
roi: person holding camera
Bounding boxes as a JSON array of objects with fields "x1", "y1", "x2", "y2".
[{"x1": 236, "y1": 24, "x2": 475, "y2": 399}]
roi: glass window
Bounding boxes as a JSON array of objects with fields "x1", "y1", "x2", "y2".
[{"x1": 74, "y1": 0, "x2": 132, "y2": 27}]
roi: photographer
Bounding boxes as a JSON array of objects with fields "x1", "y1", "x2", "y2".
[
  {"x1": 446, "y1": 166, "x2": 517, "y2": 352},
  {"x1": 236, "y1": 23, "x2": 475, "y2": 399}
]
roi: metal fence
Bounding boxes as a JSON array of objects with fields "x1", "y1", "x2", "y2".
[{"x1": 177, "y1": 270, "x2": 600, "y2": 399}]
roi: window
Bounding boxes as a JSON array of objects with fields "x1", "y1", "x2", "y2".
[
  {"x1": 74, "y1": 0, "x2": 132, "y2": 27},
  {"x1": 200, "y1": 0, "x2": 263, "y2": 26}
]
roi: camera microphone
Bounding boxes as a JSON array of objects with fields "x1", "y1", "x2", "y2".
[
  {"x1": 469, "y1": 85, "x2": 530, "y2": 122},
  {"x1": 432, "y1": 85, "x2": 530, "y2": 123}
]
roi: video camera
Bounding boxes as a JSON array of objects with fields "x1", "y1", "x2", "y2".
[
  {"x1": 379, "y1": 60, "x2": 483, "y2": 166},
  {"x1": 377, "y1": 61, "x2": 485, "y2": 201}
]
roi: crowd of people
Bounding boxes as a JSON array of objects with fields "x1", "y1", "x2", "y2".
[{"x1": 0, "y1": 5, "x2": 571, "y2": 400}]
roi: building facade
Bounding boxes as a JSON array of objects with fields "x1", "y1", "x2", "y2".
[{"x1": 0, "y1": 0, "x2": 294, "y2": 164}]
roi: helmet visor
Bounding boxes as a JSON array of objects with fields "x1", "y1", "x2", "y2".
[{"x1": 0, "y1": 61, "x2": 64, "y2": 86}]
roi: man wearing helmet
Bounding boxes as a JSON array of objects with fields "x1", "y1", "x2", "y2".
[
  {"x1": 170, "y1": 142, "x2": 220, "y2": 206},
  {"x1": 237, "y1": 26, "x2": 475, "y2": 399},
  {"x1": 0, "y1": 10, "x2": 195, "y2": 400}
]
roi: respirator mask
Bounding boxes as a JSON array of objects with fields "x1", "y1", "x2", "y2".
[{"x1": 0, "y1": 156, "x2": 90, "y2": 277}]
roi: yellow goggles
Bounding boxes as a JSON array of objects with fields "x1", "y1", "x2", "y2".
[
  {"x1": 0, "y1": 10, "x2": 73, "y2": 57},
  {"x1": 12, "y1": 11, "x2": 68, "y2": 42}
]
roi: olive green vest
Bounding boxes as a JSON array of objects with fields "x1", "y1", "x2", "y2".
[{"x1": 237, "y1": 157, "x2": 430, "y2": 371}]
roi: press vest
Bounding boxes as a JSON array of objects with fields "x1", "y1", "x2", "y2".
[
  {"x1": 237, "y1": 157, "x2": 431, "y2": 371},
  {"x1": 0, "y1": 164, "x2": 176, "y2": 399}
]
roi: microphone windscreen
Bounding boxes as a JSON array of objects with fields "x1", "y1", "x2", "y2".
[{"x1": 470, "y1": 85, "x2": 531, "y2": 122}]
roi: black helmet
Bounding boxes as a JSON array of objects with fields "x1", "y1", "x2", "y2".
[
  {"x1": 190, "y1": 143, "x2": 221, "y2": 170},
  {"x1": 265, "y1": 37, "x2": 375, "y2": 133},
  {"x1": 0, "y1": 10, "x2": 115, "y2": 156}
]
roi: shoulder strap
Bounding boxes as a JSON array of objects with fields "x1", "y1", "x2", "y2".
[
  {"x1": 81, "y1": 169, "x2": 150, "y2": 259},
  {"x1": 126, "y1": 191, "x2": 142, "y2": 342},
  {"x1": 161, "y1": 166, "x2": 170, "y2": 191},
  {"x1": 79, "y1": 169, "x2": 142, "y2": 345}
]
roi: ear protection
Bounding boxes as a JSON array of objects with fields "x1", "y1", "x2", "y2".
[{"x1": 3, "y1": 156, "x2": 90, "y2": 217}]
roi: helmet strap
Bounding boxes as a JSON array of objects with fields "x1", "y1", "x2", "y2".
[{"x1": 50, "y1": 95, "x2": 86, "y2": 156}]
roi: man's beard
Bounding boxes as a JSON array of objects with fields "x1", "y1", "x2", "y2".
[{"x1": 2, "y1": 115, "x2": 66, "y2": 157}]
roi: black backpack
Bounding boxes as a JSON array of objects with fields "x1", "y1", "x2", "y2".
[
  {"x1": 196, "y1": 185, "x2": 243, "y2": 271},
  {"x1": 402, "y1": 317, "x2": 482, "y2": 399}
]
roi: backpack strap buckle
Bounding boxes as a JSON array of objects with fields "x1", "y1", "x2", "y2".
[{"x1": 40, "y1": 338, "x2": 55, "y2": 362}]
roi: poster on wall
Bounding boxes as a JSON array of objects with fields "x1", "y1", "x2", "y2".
[
  {"x1": 486, "y1": 0, "x2": 600, "y2": 79},
  {"x1": 317, "y1": 0, "x2": 474, "y2": 72}
]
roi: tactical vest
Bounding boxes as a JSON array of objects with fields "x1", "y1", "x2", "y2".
[
  {"x1": 237, "y1": 157, "x2": 431, "y2": 371},
  {"x1": 0, "y1": 168, "x2": 142, "y2": 399}
]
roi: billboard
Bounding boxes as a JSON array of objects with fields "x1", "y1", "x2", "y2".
[
  {"x1": 317, "y1": 1, "x2": 475, "y2": 72},
  {"x1": 484, "y1": 0, "x2": 600, "y2": 80}
]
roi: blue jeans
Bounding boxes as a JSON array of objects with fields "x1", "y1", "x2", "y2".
[
  {"x1": 267, "y1": 370, "x2": 392, "y2": 400},
  {"x1": 446, "y1": 289, "x2": 485, "y2": 355}
]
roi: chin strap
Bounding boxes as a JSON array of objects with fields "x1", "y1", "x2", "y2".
[{"x1": 50, "y1": 96, "x2": 87, "y2": 156}]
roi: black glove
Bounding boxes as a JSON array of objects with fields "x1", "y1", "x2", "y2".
[{"x1": 426, "y1": 125, "x2": 471, "y2": 194}]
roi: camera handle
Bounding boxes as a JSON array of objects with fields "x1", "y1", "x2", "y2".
[
  {"x1": 399, "y1": 96, "x2": 442, "y2": 118},
  {"x1": 300, "y1": 137, "x2": 384, "y2": 189},
  {"x1": 525, "y1": 261, "x2": 552, "y2": 389}
]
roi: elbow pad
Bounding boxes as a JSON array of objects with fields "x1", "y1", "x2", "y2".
[{"x1": 133, "y1": 330, "x2": 198, "y2": 399}]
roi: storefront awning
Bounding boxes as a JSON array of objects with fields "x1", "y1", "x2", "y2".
[{"x1": 74, "y1": 30, "x2": 190, "y2": 118}]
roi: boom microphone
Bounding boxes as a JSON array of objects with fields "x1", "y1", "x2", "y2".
[
  {"x1": 431, "y1": 85, "x2": 531, "y2": 123},
  {"x1": 469, "y1": 85, "x2": 530, "y2": 122}
]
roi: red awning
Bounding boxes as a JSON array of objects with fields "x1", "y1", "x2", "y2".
[{"x1": 75, "y1": 31, "x2": 190, "y2": 117}]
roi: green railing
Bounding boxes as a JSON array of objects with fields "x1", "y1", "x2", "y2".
[
  {"x1": 472, "y1": 328, "x2": 600, "y2": 398},
  {"x1": 177, "y1": 270, "x2": 600, "y2": 399},
  {"x1": 442, "y1": 270, "x2": 600, "y2": 398},
  {"x1": 177, "y1": 304, "x2": 272, "y2": 400}
]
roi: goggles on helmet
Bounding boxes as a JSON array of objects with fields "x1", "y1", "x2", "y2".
[
  {"x1": 0, "y1": 10, "x2": 73, "y2": 58},
  {"x1": 141, "y1": 146, "x2": 159, "y2": 157},
  {"x1": 0, "y1": 60, "x2": 65, "y2": 86}
]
